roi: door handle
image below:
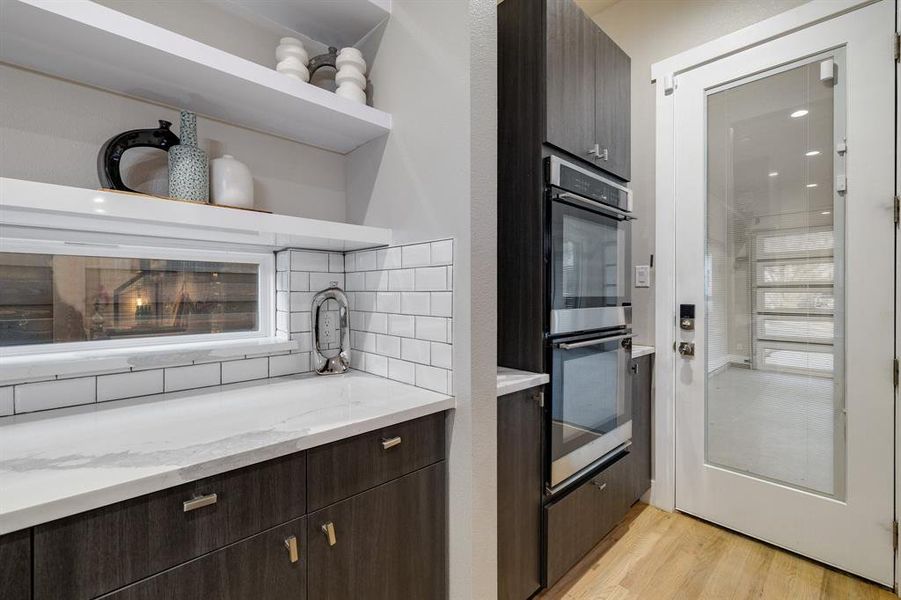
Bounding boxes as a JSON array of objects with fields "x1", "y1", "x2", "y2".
[
  {"x1": 183, "y1": 493, "x2": 217, "y2": 512},
  {"x1": 321, "y1": 521, "x2": 337, "y2": 546},
  {"x1": 284, "y1": 535, "x2": 299, "y2": 563},
  {"x1": 587, "y1": 143, "x2": 600, "y2": 157},
  {"x1": 556, "y1": 333, "x2": 633, "y2": 350},
  {"x1": 678, "y1": 342, "x2": 695, "y2": 357},
  {"x1": 598, "y1": 147, "x2": 609, "y2": 161},
  {"x1": 381, "y1": 436, "x2": 402, "y2": 450}
]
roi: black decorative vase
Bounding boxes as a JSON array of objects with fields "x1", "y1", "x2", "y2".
[{"x1": 97, "y1": 120, "x2": 180, "y2": 193}]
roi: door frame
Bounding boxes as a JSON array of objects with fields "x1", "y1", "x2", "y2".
[{"x1": 651, "y1": 0, "x2": 898, "y2": 589}]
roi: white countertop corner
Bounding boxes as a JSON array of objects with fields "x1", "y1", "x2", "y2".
[
  {"x1": 497, "y1": 367, "x2": 549, "y2": 397},
  {"x1": 0, "y1": 371, "x2": 453, "y2": 534},
  {"x1": 632, "y1": 345, "x2": 655, "y2": 358}
]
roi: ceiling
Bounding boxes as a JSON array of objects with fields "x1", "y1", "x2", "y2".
[{"x1": 573, "y1": 0, "x2": 623, "y2": 16}]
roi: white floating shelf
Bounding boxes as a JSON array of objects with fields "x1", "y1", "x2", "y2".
[
  {"x1": 0, "y1": 179, "x2": 392, "y2": 252},
  {"x1": 225, "y1": 0, "x2": 391, "y2": 49},
  {"x1": 0, "y1": 0, "x2": 392, "y2": 154}
]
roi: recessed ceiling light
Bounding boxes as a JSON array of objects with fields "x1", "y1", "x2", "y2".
[
  {"x1": 806, "y1": 183, "x2": 818, "y2": 188},
  {"x1": 791, "y1": 109, "x2": 809, "y2": 118},
  {"x1": 93, "y1": 197, "x2": 105, "y2": 204},
  {"x1": 768, "y1": 172, "x2": 779, "y2": 177},
  {"x1": 95, "y1": 208, "x2": 107, "y2": 213},
  {"x1": 805, "y1": 150, "x2": 820, "y2": 157},
  {"x1": 821, "y1": 210, "x2": 832, "y2": 215}
]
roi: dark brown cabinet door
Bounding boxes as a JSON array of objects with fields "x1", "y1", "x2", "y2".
[
  {"x1": 99, "y1": 518, "x2": 307, "y2": 600},
  {"x1": 594, "y1": 28, "x2": 631, "y2": 181},
  {"x1": 630, "y1": 355, "x2": 652, "y2": 502},
  {"x1": 307, "y1": 462, "x2": 447, "y2": 600},
  {"x1": 0, "y1": 529, "x2": 31, "y2": 600},
  {"x1": 497, "y1": 388, "x2": 543, "y2": 600},
  {"x1": 545, "y1": 0, "x2": 596, "y2": 161}
]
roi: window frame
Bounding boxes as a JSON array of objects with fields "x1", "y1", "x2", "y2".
[{"x1": 0, "y1": 237, "x2": 275, "y2": 358}]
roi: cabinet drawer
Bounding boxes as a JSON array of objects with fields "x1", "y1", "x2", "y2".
[
  {"x1": 544, "y1": 451, "x2": 633, "y2": 587},
  {"x1": 34, "y1": 451, "x2": 306, "y2": 600},
  {"x1": 99, "y1": 517, "x2": 306, "y2": 600},
  {"x1": 307, "y1": 411, "x2": 446, "y2": 511},
  {"x1": 307, "y1": 462, "x2": 447, "y2": 599}
]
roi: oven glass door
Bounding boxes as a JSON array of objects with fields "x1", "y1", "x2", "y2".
[
  {"x1": 550, "y1": 196, "x2": 630, "y2": 335},
  {"x1": 550, "y1": 332, "x2": 633, "y2": 488}
]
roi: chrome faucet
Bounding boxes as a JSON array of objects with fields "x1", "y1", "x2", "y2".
[{"x1": 311, "y1": 285, "x2": 350, "y2": 375}]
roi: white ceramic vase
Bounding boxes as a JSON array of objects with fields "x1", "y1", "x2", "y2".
[
  {"x1": 210, "y1": 154, "x2": 254, "y2": 209},
  {"x1": 335, "y1": 47, "x2": 367, "y2": 104},
  {"x1": 276, "y1": 37, "x2": 310, "y2": 82}
]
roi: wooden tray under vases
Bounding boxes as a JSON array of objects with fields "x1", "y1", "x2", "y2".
[{"x1": 98, "y1": 189, "x2": 272, "y2": 213}]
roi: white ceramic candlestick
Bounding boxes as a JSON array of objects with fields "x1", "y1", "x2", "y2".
[
  {"x1": 276, "y1": 37, "x2": 310, "y2": 82},
  {"x1": 335, "y1": 47, "x2": 367, "y2": 104}
]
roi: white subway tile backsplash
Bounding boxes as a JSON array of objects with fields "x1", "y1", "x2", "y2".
[
  {"x1": 388, "y1": 358, "x2": 415, "y2": 384},
  {"x1": 221, "y1": 357, "x2": 269, "y2": 384},
  {"x1": 430, "y1": 343, "x2": 453, "y2": 369},
  {"x1": 276, "y1": 250, "x2": 290, "y2": 271},
  {"x1": 388, "y1": 269, "x2": 414, "y2": 291},
  {"x1": 269, "y1": 353, "x2": 311, "y2": 377},
  {"x1": 346, "y1": 272, "x2": 365, "y2": 291},
  {"x1": 16, "y1": 377, "x2": 96, "y2": 413},
  {"x1": 376, "y1": 292, "x2": 400, "y2": 313},
  {"x1": 344, "y1": 252, "x2": 356, "y2": 272},
  {"x1": 165, "y1": 363, "x2": 220, "y2": 392},
  {"x1": 354, "y1": 312, "x2": 387, "y2": 334},
  {"x1": 0, "y1": 387, "x2": 13, "y2": 416},
  {"x1": 376, "y1": 334, "x2": 401, "y2": 358},
  {"x1": 401, "y1": 292, "x2": 430, "y2": 315},
  {"x1": 364, "y1": 271, "x2": 389, "y2": 291},
  {"x1": 293, "y1": 332, "x2": 312, "y2": 352},
  {"x1": 415, "y1": 316, "x2": 447, "y2": 342},
  {"x1": 415, "y1": 364, "x2": 448, "y2": 394},
  {"x1": 430, "y1": 240, "x2": 453, "y2": 265},
  {"x1": 431, "y1": 292, "x2": 452, "y2": 317},
  {"x1": 310, "y1": 272, "x2": 344, "y2": 292},
  {"x1": 290, "y1": 250, "x2": 329, "y2": 272},
  {"x1": 355, "y1": 250, "x2": 376, "y2": 271},
  {"x1": 276, "y1": 291, "x2": 290, "y2": 312},
  {"x1": 354, "y1": 292, "x2": 376, "y2": 312},
  {"x1": 401, "y1": 338, "x2": 431, "y2": 364},
  {"x1": 353, "y1": 331, "x2": 378, "y2": 353},
  {"x1": 276, "y1": 271, "x2": 290, "y2": 291},
  {"x1": 290, "y1": 312, "x2": 311, "y2": 333},
  {"x1": 276, "y1": 311, "x2": 289, "y2": 333},
  {"x1": 290, "y1": 272, "x2": 310, "y2": 291},
  {"x1": 414, "y1": 267, "x2": 447, "y2": 291},
  {"x1": 402, "y1": 243, "x2": 431, "y2": 267},
  {"x1": 377, "y1": 247, "x2": 402, "y2": 269},
  {"x1": 97, "y1": 370, "x2": 163, "y2": 402},
  {"x1": 329, "y1": 254, "x2": 344, "y2": 273},
  {"x1": 388, "y1": 313, "x2": 415, "y2": 337},
  {"x1": 364, "y1": 352, "x2": 388, "y2": 377}
]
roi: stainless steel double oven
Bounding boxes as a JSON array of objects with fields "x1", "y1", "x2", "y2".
[{"x1": 545, "y1": 156, "x2": 634, "y2": 493}]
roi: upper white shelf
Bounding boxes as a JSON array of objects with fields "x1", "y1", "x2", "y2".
[
  {"x1": 225, "y1": 0, "x2": 391, "y2": 49},
  {"x1": 0, "y1": 178, "x2": 392, "y2": 252},
  {"x1": 0, "y1": 0, "x2": 392, "y2": 154}
]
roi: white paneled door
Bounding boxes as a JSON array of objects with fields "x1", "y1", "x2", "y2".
[{"x1": 672, "y1": 0, "x2": 895, "y2": 585}]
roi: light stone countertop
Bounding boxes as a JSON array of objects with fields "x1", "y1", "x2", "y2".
[
  {"x1": 632, "y1": 345, "x2": 655, "y2": 358},
  {"x1": 497, "y1": 367, "x2": 549, "y2": 397},
  {"x1": 0, "y1": 371, "x2": 453, "y2": 534}
]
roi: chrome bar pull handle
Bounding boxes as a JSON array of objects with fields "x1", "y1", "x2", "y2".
[
  {"x1": 284, "y1": 535, "x2": 299, "y2": 563},
  {"x1": 321, "y1": 521, "x2": 337, "y2": 546},
  {"x1": 183, "y1": 493, "x2": 217, "y2": 512},
  {"x1": 381, "y1": 436, "x2": 402, "y2": 450}
]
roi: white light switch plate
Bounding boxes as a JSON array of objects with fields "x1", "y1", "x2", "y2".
[{"x1": 635, "y1": 265, "x2": 651, "y2": 288}]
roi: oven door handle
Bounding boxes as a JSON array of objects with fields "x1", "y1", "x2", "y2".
[
  {"x1": 556, "y1": 333, "x2": 633, "y2": 350},
  {"x1": 555, "y1": 192, "x2": 635, "y2": 221}
]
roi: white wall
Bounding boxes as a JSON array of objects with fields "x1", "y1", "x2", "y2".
[
  {"x1": 346, "y1": 1, "x2": 498, "y2": 598},
  {"x1": 587, "y1": 0, "x2": 808, "y2": 346}
]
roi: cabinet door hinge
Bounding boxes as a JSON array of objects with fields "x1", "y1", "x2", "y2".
[
  {"x1": 895, "y1": 33, "x2": 900, "y2": 62},
  {"x1": 538, "y1": 391, "x2": 545, "y2": 408},
  {"x1": 894, "y1": 195, "x2": 900, "y2": 227},
  {"x1": 893, "y1": 520, "x2": 898, "y2": 551}
]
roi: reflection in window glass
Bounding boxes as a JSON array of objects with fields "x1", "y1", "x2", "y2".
[{"x1": 0, "y1": 253, "x2": 259, "y2": 347}]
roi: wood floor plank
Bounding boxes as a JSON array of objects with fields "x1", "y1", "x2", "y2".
[{"x1": 539, "y1": 504, "x2": 894, "y2": 600}]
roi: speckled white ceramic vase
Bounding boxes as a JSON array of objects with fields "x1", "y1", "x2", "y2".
[{"x1": 168, "y1": 111, "x2": 208, "y2": 203}]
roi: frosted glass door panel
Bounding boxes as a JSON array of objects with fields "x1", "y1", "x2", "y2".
[{"x1": 705, "y1": 57, "x2": 844, "y2": 498}]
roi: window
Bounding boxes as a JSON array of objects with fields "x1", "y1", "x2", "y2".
[{"x1": 0, "y1": 241, "x2": 273, "y2": 354}]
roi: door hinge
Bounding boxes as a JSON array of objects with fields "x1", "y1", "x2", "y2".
[
  {"x1": 895, "y1": 33, "x2": 900, "y2": 62},
  {"x1": 894, "y1": 195, "x2": 900, "y2": 227},
  {"x1": 893, "y1": 520, "x2": 898, "y2": 551},
  {"x1": 538, "y1": 391, "x2": 545, "y2": 408}
]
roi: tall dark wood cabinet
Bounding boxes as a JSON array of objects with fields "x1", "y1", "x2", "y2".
[
  {"x1": 630, "y1": 354, "x2": 653, "y2": 501},
  {"x1": 0, "y1": 529, "x2": 31, "y2": 600},
  {"x1": 498, "y1": 0, "x2": 631, "y2": 373},
  {"x1": 497, "y1": 388, "x2": 544, "y2": 600}
]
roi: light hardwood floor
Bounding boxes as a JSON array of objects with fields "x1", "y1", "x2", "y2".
[{"x1": 539, "y1": 503, "x2": 895, "y2": 600}]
